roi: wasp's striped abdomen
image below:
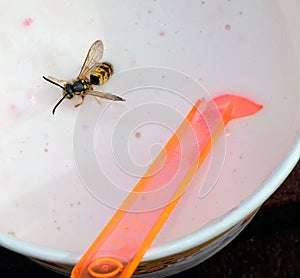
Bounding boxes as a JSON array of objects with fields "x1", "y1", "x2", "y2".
[{"x1": 90, "y1": 62, "x2": 113, "y2": 85}]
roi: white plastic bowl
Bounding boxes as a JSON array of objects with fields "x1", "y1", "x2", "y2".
[{"x1": 0, "y1": 1, "x2": 300, "y2": 276}]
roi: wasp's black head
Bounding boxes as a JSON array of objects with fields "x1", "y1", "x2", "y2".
[{"x1": 64, "y1": 84, "x2": 74, "y2": 99}]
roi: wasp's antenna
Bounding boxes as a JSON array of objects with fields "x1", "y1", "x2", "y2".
[
  {"x1": 52, "y1": 95, "x2": 68, "y2": 115},
  {"x1": 43, "y1": 76, "x2": 65, "y2": 90}
]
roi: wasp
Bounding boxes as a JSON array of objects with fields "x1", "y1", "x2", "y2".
[{"x1": 43, "y1": 40, "x2": 125, "y2": 114}]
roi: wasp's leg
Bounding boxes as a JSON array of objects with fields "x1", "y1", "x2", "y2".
[{"x1": 75, "y1": 95, "x2": 85, "y2": 107}]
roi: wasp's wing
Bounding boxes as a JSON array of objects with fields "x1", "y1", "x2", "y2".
[
  {"x1": 78, "y1": 40, "x2": 104, "y2": 79},
  {"x1": 87, "y1": 91, "x2": 125, "y2": 102}
]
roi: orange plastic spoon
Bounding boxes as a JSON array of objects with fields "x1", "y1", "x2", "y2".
[{"x1": 71, "y1": 94, "x2": 262, "y2": 278}]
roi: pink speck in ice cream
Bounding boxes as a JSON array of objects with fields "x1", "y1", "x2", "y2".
[
  {"x1": 82, "y1": 123, "x2": 89, "y2": 131},
  {"x1": 9, "y1": 104, "x2": 22, "y2": 118},
  {"x1": 225, "y1": 24, "x2": 231, "y2": 31},
  {"x1": 22, "y1": 17, "x2": 34, "y2": 27},
  {"x1": 135, "y1": 132, "x2": 141, "y2": 138}
]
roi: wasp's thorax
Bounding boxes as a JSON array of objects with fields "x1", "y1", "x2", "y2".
[{"x1": 64, "y1": 79, "x2": 91, "y2": 99}]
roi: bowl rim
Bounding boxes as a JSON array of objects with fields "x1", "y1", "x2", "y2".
[
  {"x1": 0, "y1": 131, "x2": 299, "y2": 265},
  {"x1": 145, "y1": 132, "x2": 300, "y2": 261}
]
